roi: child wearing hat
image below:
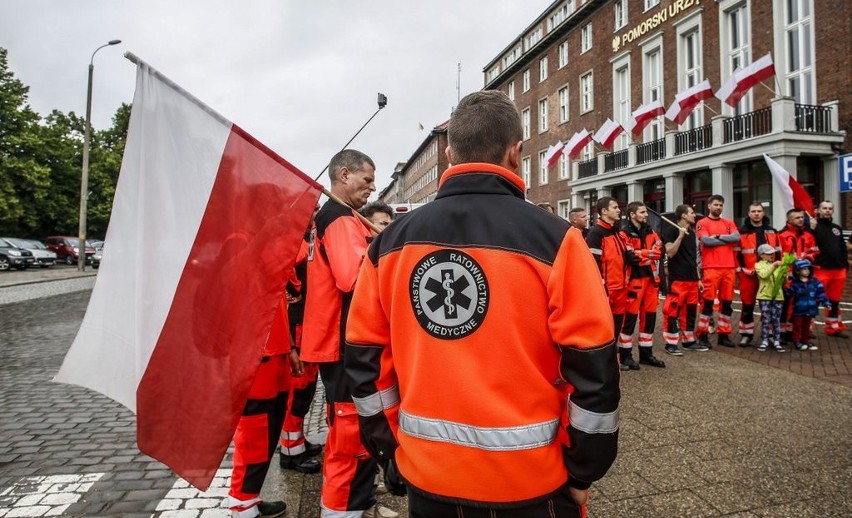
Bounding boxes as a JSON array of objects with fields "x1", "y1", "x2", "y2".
[
  {"x1": 754, "y1": 244, "x2": 785, "y2": 352},
  {"x1": 785, "y1": 259, "x2": 832, "y2": 351}
]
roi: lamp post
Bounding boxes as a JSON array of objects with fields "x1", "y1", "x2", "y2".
[{"x1": 78, "y1": 39, "x2": 121, "y2": 271}]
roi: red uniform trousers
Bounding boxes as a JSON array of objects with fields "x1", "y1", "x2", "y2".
[
  {"x1": 737, "y1": 272, "x2": 759, "y2": 337},
  {"x1": 814, "y1": 268, "x2": 848, "y2": 334},
  {"x1": 698, "y1": 268, "x2": 735, "y2": 336},
  {"x1": 319, "y1": 360, "x2": 378, "y2": 516},
  {"x1": 279, "y1": 324, "x2": 320, "y2": 456},
  {"x1": 663, "y1": 280, "x2": 699, "y2": 346},
  {"x1": 607, "y1": 287, "x2": 629, "y2": 337},
  {"x1": 229, "y1": 355, "x2": 291, "y2": 514},
  {"x1": 619, "y1": 277, "x2": 658, "y2": 350}
]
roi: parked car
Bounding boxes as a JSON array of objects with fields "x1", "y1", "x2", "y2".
[
  {"x1": 0, "y1": 241, "x2": 35, "y2": 271},
  {"x1": 44, "y1": 236, "x2": 96, "y2": 265},
  {"x1": 87, "y1": 239, "x2": 104, "y2": 252},
  {"x1": 0, "y1": 238, "x2": 57, "y2": 268}
]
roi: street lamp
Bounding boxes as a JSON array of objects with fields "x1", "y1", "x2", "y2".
[{"x1": 78, "y1": 39, "x2": 121, "y2": 271}]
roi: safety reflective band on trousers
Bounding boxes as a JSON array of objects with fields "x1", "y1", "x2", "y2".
[
  {"x1": 399, "y1": 411, "x2": 559, "y2": 451},
  {"x1": 353, "y1": 385, "x2": 400, "y2": 417},
  {"x1": 568, "y1": 400, "x2": 620, "y2": 434}
]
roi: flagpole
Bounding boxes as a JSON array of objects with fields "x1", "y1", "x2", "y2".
[
  {"x1": 314, "y1": 93, "x2": 388, "y2": 182},
  {"x1": 703, "y1": 102, "x2": 719, "y2": 116}
]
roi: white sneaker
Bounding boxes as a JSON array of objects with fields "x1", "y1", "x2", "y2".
[{"x1": 363, "y1": 505, "x2": 399, "y2": 518}]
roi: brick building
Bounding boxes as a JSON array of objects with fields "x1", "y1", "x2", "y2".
[
  {"x1": 480, "y1": 0, "x2": 850, "y2": 228},
  {"x1": 379, "y1": 122, "x2": 449, "y2": 205}
]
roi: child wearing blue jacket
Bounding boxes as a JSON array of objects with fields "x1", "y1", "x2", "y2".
[{"x1": 784, "y1": 259, "x2": 832, "y2": 351}]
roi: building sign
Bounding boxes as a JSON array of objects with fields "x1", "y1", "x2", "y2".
[
  {"x1": 612, "y1": 0, "x2": 702, "y2": 52},
  {"x1": 840, "y1": 153, "x2": 852, "y2": 193}
]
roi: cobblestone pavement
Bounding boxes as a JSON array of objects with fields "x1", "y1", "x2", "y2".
[{"x1": 1, "y1": 281, "x2": 850, "y2": 517}]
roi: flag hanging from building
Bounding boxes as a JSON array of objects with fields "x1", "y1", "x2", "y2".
[
  {"x1": 53, "y1": 56, "x2": 323, "y2": 490},
  {"x1": 545, "y1": 140, "x2": 566, "y2": 168},
  {"x1": 763, "y1": 153, "x2": 814, "y2": 215},
  {"x1": 566, "y1": 129, "x2": 593, "y2": 159},
  {"x1": 593, "y1": 119, "x2": 625, "y2": 149},
  {"x1": 716, "y1": 53, "x2": 775, "y2": 107},
  {"x1": 666, "y1": 80, "x2": 714, "y2": 124},
  {"x1": 627, "y1": 100, "x2": 665, "y2": 135}
]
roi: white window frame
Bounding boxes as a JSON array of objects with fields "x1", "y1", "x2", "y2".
[
  {"x1": 581, "y1": 23, "x2": 593, "y2": 53},
  {"x1": 611, "y1": 53, "x2": 631, "y2": 151},
  {"x1": 508, "y1": 81, "x2": 515, "y2": 101},
  {"x1": 522, "y1": 69, "x2": 531, "y2": 92},
  {"x1": 522, "y1": 156, "x2": 531, "y2": 187},
  {"x1": 581, "y1": 141, "x2": 594, "y2": 162},
  {"x1": 558, "y1": 200, "x2": 571, "y2": 219},
  {"x1": 559, "y1": 153, "x2": 570, "y2": 180},
  {"x1": 614, "y1": 0, "x2": 627, "y2": 31},
  {"x1": 580, "y1": 71, "x2": 594, "y2": 113},
  {"x1": 719, "y1": 0, "x2": 753, "y2": 114},
  {"x1": 783, "y1": 0, "x2": 815, "y2": 104},
  {"x1": 644, "y1": 0, "x2": 660, "y2": 11},
  {"x1": 522, "y1": 107, "x2": 531, "y2": 140},
  {"x1": 641, "y1": 36, "x2": 664, "y2": 141},
  {"x1": 676, "y1": 13, "x2": 704, "y2": 128},
  {"x1": 538, "y1": 98, "x2": 549, "y2": 133},
  {"x1": 558, "y1": 85, "x2": 569, "y2": 123},
  {"x1": 539, "y1": 150, "x2": 549, "y2": 185},
  {"x1": 540, "y1": 57, "x2": 549, "y2": 82},
  {"x1": 558, "y1": 41, "x2": 569, "y2": 68}
]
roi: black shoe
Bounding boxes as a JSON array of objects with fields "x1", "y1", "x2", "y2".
[
  {"x1": 279, "y1": 452, "x2": 322, "y2": 474},
  {"x1": 664, "y1": 344, "x2": 683, "y2": 356},
  {"x1": 717, "y1": 334, "x2": 735, "y2": 348},
  {"x1": 639, "y1": 354, "x2": 666, "y2": 368},
  {"x1": 738, "y1": 335, "x2": 753, "y2": 347},
  {"x1": 620, "y1": 355, "x2": 640, "y2": 371},
  {"x1": 304, "y1": 440, "x2": 323, "y2": 458},
  {"x1": 257, "y1": 501, "x2": 287, "y2": 517},
  {"x1": 683, "y1": 341, "x2": 710, "y2": 352},
  {"x1": 698, "y1": 335, "x2": 713, "y2": 350}
]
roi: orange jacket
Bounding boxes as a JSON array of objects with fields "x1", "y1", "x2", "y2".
[
  {"x1": 735, "y1": 219, "x2": 780, "y2": 273},
  {"x1": 345, "y1": 163, "x2": 620, "y2": 506},
  {"x1": 778, "y1": 223, "x2": 819, "y2": 262},
  {"x1": 624, "y1": 221, "x2": 662, "y2": 283},
  {"x1": 300, "y1": 200, "x2": 371, "y2": 363},
  {"x1": 586, "y1": 219, "x2": 631, "y2": 291}
]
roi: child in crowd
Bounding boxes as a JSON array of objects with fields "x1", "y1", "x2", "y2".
[
  {"x1": 754, "y1": 244, "x2": 785, "y2": 352},
  {"x1": 785, "y1": 259, "x2": 832, "y2": 351}
]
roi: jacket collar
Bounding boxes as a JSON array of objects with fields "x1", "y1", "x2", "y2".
[{"x1": 436, "y1": 163, "x2": 526, "y2": 200}]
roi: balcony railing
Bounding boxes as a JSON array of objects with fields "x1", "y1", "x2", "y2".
[
  {"x1": 636, "y1": 138, "x2": 665, "y2": 165},
  {"x1": 674, "y1": 124, "x2": 713, "y2": 155},
  {"x1": 604, "y1": 149, "x2": 629, "y2": 172},
  {"x1": 795, "y1": 103, "x2": 832, "y2": 132},
  {"x1": 723, "y1": 107, "x2": 771, "y2": 143},
  {"x1": 577, "y1": 158, "x2": 598, "y2": 178}
]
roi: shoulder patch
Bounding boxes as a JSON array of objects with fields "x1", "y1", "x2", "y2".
[{"x1": 410, "y1": 249, "x2": 489, "y2": 340}]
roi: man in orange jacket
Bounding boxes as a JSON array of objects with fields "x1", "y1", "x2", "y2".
[
  {"x1": 734, "y1": 202, "x2": 780, "y2": 346},
  {"x1": 346, "y1": 90, "x2": 620, "y2": 517},
  {"x1": 778, "y1": 208, "x2": 819, "y2": 340}
]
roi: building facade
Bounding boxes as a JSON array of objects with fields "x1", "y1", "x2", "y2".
[
  {"x1": 379, "y1": 122, "x2": 449, "y2": 206},
  {"x1": 482, "y1": 0, "x2": 849, "y2": 228}
]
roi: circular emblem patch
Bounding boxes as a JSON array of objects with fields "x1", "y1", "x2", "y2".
[
  {"x1": 410, "y1": 249, "x2": 489, "y2": 339},
  {"x1": 833, "y1": 227, "x2": 841, "y2": 237}
]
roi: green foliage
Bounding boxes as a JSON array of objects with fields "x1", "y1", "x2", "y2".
[{"x1": 0, "y1": 47, "x2": 128, "y2": 239}]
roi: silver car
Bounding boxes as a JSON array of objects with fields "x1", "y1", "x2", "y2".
[{"x1": 1, "y1": 237, "x2": 57, "y2": 268}]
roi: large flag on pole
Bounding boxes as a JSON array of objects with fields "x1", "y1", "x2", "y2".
[
  {"x1": 716, "y1": 53, "x2": 775, "y2": 107},
  {"x1": 566, "y1": 129, "x2": 593, "y2": 159},
  {"x1": 763, "y1": 153, "x2": 814, "y2": 215},
  {"x1": 54, "y1": 55, "x2": 323, "y2": 490},
  {"x1": 592, "y1": 119, "x2": 624, "y2": 149},
  {"x1": 626, "y1": 100, "x2": 665, "y2": 135}
]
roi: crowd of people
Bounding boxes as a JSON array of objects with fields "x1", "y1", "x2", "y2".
[{"x1": 224, "y1": 88, "x2": 849, "y2": 517}]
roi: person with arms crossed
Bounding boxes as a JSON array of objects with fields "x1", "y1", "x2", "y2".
[
  {"x1": 734, "y1": 202, "x2": 780, "y2": 346},
  {"x1": 345, "y1": 91, "x2": 620, "y2": 517}
]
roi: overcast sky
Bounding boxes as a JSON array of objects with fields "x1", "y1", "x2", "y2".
[{"x1": 1, "y1": 0, "x2": 553, "y2": 194}]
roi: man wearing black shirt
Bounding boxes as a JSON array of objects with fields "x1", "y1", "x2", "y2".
[{"x1": 810, "y1": 201, "x2": 849, "y2": 338}]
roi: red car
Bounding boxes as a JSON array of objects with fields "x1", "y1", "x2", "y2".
[{"x1": 44, "y1": 236, "x2": 96, "y2": 265}]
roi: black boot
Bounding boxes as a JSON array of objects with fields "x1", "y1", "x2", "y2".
[
  {"x1": 619, "y1": 349, "x2": 640, "y2": 371},
  {"x1": 639, "y1": 348, "x2": 666, "y2": 368},
  {"x1": 717, "y1": 334, "x2": 735, "y2": 347},
  {"x1": 698, "y1": 333, "x2": 713, "y2": 350},
  {"x1": 279, "y1": 451, "x2": 321, "y2": 474},
  {"x1": 303, "y1": 440, "x2": 323, "y2": 458}
]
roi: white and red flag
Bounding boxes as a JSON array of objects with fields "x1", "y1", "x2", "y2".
[
  {"x1": 565, "y1": 129, "x2": 593, "y2": 159},
  {"x1": 627, "y1": 100, "x2": 665, "y2": 135},
  {"x1": 592, "y1": 119, "x2": 624, "y2": 149},
  {"x1": 716, "y1": 53, "x2": 775, "y2": 107},
  {"x1": 763, "y1": 153, "x2": 814, "y2": 215},
  {"x1": 54, "y1": 57, "x2": 323, "y2": 490},
  {"x1": 544, "y1": 140, "x2": 566, "y2": 168},
  {"x1": 667, "y1": 80, "x2": 714, "y2": 125}
]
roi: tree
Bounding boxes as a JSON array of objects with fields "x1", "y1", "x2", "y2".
[{"x1": 87, "y1": 103, "x2": 131, "y2": 237}]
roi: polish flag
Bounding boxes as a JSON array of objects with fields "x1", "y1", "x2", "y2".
[
  {"x1": 545, "y1": 140, "x2": 566, "y2": 168},
  {"x1": 627, "y1": 100, "x2": 665, "y2": 135},
  {"x1": 676, "y1": 80, "x2": 714, "y2": 109},
  {"x1": 54, "y1": 57, "x2": 323, "y2": 490},
  {"x1": 565, "y1": 129, "x2": 593, "y2": 159},
  {"x1": 716, "y1": 53, "x2": 776, "y2": 107},
  {"x1": 715, "y1": 67, "x2": 742, "y2": 107},
  {"x1": 763, "y1": 153, "x2": 814, "y2": 215},
  {"x1": 592, "y1": 119, "x2": 624, "y2": 149}
]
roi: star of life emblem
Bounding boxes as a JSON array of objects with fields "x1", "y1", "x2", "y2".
[{"x1": 410, "y1": 249, "x2": 489, "y2": 339}]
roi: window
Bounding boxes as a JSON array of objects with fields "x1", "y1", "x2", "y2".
[
  {"x1": 539, "y1": 57, "x2": 548, "y2": 82},
  {"x1": 643, "y1": 45, "x2": 663, "y2": 139},
  {"x1": 580, "y1": 72, "x2": 593, "y2": 113},
  {"x1": 645, "y1": 0, "x2": 660, "y2": 10},
  {"x1": 582, "y1": 141, "x2": 594, "y2": 162},
  {"x1": 558, "y1": 41, "x2": 569, "y2": 68},
  {"x1": 558, "y1": 86, "x2": 569, "y2": 123},
  {"x1": 581, "y1": 23, "x2": 593, "y2": 53},
  {"x1": 539, "y1": 98, "x2": 549, "y2": 132},
  {"x1": 487, "y1": 66, "x2": 500, "y2": 82},
  {"x1": 526, "y1": 26, "x2": 543, "y2": 50},
  {"x1": 522, "y1": 108, "x2": 531, "y2": 140},
  {"x1": 559, "y1": 153, "x2": 570, "y2": 180},
  {"x1": 539, "y1": 150, "x2": 549, "y2": 185},
  {"x1": 522, "y1": 69, "x2": 531, "y2": 92},
  {"x1": 613, "y1": 60, "x2": 631, "y2": 150},
  {"x1": 785, "y1": 0, "x2": 815, "y2": 103},
  {"x1": 558, "y1": 200, "x2": 571, "y2": 218},
  {"x1": 548, "y1": 2, "x2": 575, "y2": 31},
  {"x1": 508, "y1": 81, "x2": 515, "y2": 101},
  {"x1": 522, "y1": 156, "x2": 531, "y2": 187},
  {"x1": 615, "y1": 0, "x2": 627, "y2": 30},
  {"x1": 679, "y1": 25, "x2": 703, "y2": 128},
  {"x1": 503, "y1": 44, "x2": 522, "y2": 68},
  {"x1": 723, "y1": 3, "x2": 752, "y2": 113}
]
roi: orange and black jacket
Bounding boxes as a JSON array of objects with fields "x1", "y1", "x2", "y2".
[
  {"x1": 735, "y1": 218, "x2": 780, "y2": 273},
  {"x1": 624, "y1": 221, "x2": 662, "y2": 283},
  {"x1": 345, "y1": 163, "x2": 620, "y2": 506},
  {"x1": 778, "y1": 223, "x2": 819, "y2": 262},
  {"x1": 586, "y1": 218, "x2": 631, "y2": 291},
  {"x1": 300, "y1": 199, "x2": 371, "y2": 363}
]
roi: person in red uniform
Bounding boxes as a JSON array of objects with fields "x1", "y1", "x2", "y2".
[
  {"x1": 735, "y1": 202, "x2": 780, "y2": 346},
  {"x1": 778, "y1": 208, "x2": 819, "y2": 340},
  {"x1": 619, "y1": 201, "x2": 666, "y2": 368},
  {"x1": 695, "y1": 195, "x2": 740, "y2": 349},
  {"x1": 345, "y1": 90, "x2": 620, "y2": 517},
  {"x1": 228, "y1": 302, "x2": 304, "y2": 518},
  {"x1": 299, "y1": 149, "x2": 379, "y2": 517},
  {"x1": 810, "y1": 201, "x2": 849, "y2": 338},
  {"x1": 587, "y1": 196, "x2": 633, "y2": 369}
]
